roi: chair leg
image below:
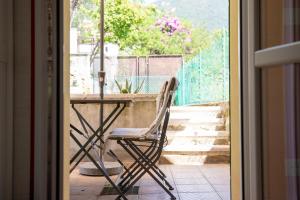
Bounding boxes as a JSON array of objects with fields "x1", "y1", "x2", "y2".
[
  {"x1": 118, "y1": 142, "x2": 157, "y2": 188},
  {"x1": 118, "y1": 142, "x2": 172, "y2": 191},
  {"x1": 118, "y1": 140, "x2": 167, "y2": 190},
  {"x1": 119, "y1": 141, "x2": 155, "y2": 179},
  {"x1": 129, "y1": 142, "x2": 167, "y2": 178},
  {"x1": 127, "y1": 141, "x2": 167, "y2": 179},
  {"x1": 126, "y1": 140, "x2": 174, "y2": 190},
  {"x1": 118, "y1": 141, "x2": 176, "y2": 200}
]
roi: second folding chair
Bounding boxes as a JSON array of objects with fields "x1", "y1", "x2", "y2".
[{"x1": 106, "y1": 77, "x2": 179, "y2": 200}]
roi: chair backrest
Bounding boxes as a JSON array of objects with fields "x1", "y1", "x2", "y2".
[
  {"x1": 156, "y1": 81, "x2": 168, "y2": 115},
  {"x1": 144, "y1": 77, "x2": 178, "y2": 137}
]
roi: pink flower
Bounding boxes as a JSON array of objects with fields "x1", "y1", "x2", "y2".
[{"x1": 156, "y1": 16, "x2": 184, "y2": 35}]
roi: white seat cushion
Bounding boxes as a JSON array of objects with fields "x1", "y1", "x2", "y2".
[
  {"x1": 109, "y1": 128, "x2": 147, "y2": 139},
  {"x1": 108, "y1": 128, "x2": 159, "y2": 140}
]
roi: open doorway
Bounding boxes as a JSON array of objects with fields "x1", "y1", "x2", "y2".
[{"x1": 67, "y1": 0, "x2": 234, "y2": 199}]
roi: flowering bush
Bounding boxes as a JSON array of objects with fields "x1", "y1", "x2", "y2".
[
  {"x1": 72, "y1": 0, "x2": 212, "y2": 58},
  {"x1": 156, "y1": 16, "x2": 183, "y2": 36}
]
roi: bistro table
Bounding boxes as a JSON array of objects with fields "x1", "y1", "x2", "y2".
[{"x1": 70, "y1": 98, "x2": 132, "y2": 176}]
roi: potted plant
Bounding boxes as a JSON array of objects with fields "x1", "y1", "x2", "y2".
[{"x1": 115, "y1": 78, "x2": 145, "y2": 94}]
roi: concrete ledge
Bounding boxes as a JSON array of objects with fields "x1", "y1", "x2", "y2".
[{"x1": 71, "y1": 94, "x2": 158, "y2": 102}]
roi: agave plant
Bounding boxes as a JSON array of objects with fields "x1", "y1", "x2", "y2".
[{"x1": 115, "y1": 79, "x2": 145, "y2": 94}]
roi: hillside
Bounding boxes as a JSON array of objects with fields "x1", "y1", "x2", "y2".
[{"x1": 146, "y1": 0, "x2": 229, "y2": 30}]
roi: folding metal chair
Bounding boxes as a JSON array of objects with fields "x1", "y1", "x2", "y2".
[{"x1": 107, "y1": 77, "x2": 179, "y2": 200}]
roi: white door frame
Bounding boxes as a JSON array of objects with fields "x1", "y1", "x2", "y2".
[
  {"x1": 229, "y1": 0, "x2": 243, "y2": 199},
  {"x1": 241, "y1": 0, "x2": 263, "y2": 199},
  {"x1": 59, "y1": 0, "x2": 70, "y2": 199},
  {"x1": 242, "y1": 0, "x2": 300, "y2": 199},
  {"x1": 59, "y1": 0, "x2": 244, "y2": 199},
  {"x1": 32, "y1": 0, "x2": 69, "y2": 199}
]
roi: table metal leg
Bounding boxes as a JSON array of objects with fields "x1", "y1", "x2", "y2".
[
  {"x1": 70, "y1": 133, "x2": 128, "y2": 200},
  {"x1": 70, "y1": 103, "x2": 124, "y2": 165}
]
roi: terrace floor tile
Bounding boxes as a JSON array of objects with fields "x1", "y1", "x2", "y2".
[{"x1": 70, "y1": 164, "x2": 230, "y2": 200}]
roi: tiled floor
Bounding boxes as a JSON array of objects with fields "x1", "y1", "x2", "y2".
[{"x1": 70, "y1": 164, "x2": 230, "y2": 200}]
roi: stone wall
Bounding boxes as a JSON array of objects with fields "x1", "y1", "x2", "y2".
[
  {"x1": 217, "y1": 101, "x2": 230, "y2": 132},
  {"x1": 70, "y1": 94, "x2": 158, "y2": 162}
]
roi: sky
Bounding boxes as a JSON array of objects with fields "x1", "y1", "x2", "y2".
[
  {"x1": 142, "y1": 0, "x2": 229, "y2": 30},
  {"x1": 144, "y1": 0, "x2": 159, "y2": 4}
]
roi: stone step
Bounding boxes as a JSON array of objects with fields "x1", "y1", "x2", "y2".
[
  {"x1": 169, "y1": 115, "x2": 221, "y2": 123},
  {"x1": 160, "y1": 144, "x2": 230, "y2": 164},
  {"x1": 168, "y1": 105, "x2": 225, "y2": 131},
  {"x1": 169, "y1": 113, "x2": 220, "y2": 121},
  {"x1": 169, "y1": 119, "x2": 223, "y2": 126},
  {"x1": 163, "y1": 144, "x2": 230, "y2": 155},
  {"x1": 170, "y1": 106, "x2": 222, "y2": 113},
  {"x1": 166, "y1": 130, "x2": 229, "y2": 145},
  {"x1": 166, "y1": 130, "x2": 229, "y2": 138},
  {"x1": 161, "y1": 105, "x2": 229, "y2": 164},
  {"x1": 168, "y1": 137, "x2": 229, "y2": 145},
  {"x1": 168, "y1": 122, "x2": 226, "y2": 131},
  {"x1": 170, "y1": 106, "x2": 220, "y2": 113},
  {"x1": 159, "y1": 154, "x2": 230, "y2": 165}
]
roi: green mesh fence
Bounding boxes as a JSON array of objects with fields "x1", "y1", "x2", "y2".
[{"x1": 175, "y1": 30, "x2": 229, "y2": 106}]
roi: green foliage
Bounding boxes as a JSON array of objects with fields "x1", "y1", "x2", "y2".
[
  {"x1": 104, "y1": 0, "x2": 144, "y2": 44},
  {"x1": 134, "y1": 79, "x2": 145, "y2": 94},
  {"x1": 71, "y1": 0, "x2": 212, "y2": 58},
  {"x1": 115, "y1": 78, "x2": 145, "y2": 94}
]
